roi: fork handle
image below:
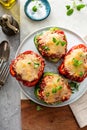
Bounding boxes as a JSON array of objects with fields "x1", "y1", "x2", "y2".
[{"x1": 0, "y1": 59, "x2": 4, "y2": 69}]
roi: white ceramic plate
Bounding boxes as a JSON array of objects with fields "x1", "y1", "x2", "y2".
[{"x1": 16, "y1": 26, "x2": 87, "y2": 107}]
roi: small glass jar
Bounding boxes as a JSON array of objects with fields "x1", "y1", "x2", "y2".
[{"x1": 0, "y1": 0, "x2": 16, "y2": 9}]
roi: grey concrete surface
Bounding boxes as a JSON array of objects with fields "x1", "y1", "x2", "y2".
[{"x1": 0, "y1": 2, "x2": 21, "y2": 130}]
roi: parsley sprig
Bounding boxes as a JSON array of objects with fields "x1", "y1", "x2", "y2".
[
  {"x1": 52, "y1": 37, "x2": 66, "y2": 46},
  {"x1": 79, "y1": 71, "x2": 84, "y2": 77},
  {"x1": 72, "y1": 58, "x2": 83, "y2": 67},
  {"x1": 42, "y1": 46, "x2": 50, "y2": 51},
  {"x1": 36, "y1": 105, "x2": 42, "y2": 111},
  {"x1": 34, "y1": 62, "x2": 40, "y2": 68},
  {"x1": 32, "y1": 0, "x2": 42, "y2": 12},
  {"x1": 66, "y1": 0, "x2": 86, "y2": 16},
  {"x1": 69, "y1": 82, "x2": 79, "y2": 93},
  {"x1": 32, "y1": 6, "x2": 37, "y2": 12},
  {"x1": 52, "y1": 86, "x2": 62, "y2": 94}
]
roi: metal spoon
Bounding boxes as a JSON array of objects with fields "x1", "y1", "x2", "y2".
[{"x1": 0, "y1": 41, "x2": 10, "y2": 69}]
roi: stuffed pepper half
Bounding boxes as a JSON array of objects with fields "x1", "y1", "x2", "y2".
[
  {"x1": 58, "y1": 44, "x2": 87, "y2": 82},
  {"x1": 34, "y1": 27, "x2": 67, "y2": 62},
  {"x1": 35, "y1": 72, "x2": 71, "y2": 104},
  {"x1": 10, "y1": 50, "x2": 45, "y2": 87}
]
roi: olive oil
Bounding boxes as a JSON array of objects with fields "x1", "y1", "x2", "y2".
[{"x1": 0, "y1": 0, "x2": 16, "y2": 9}]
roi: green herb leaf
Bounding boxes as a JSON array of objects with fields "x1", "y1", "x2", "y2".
[
  {"x1": 34, "y1": 63, "x2": 40, "y2": 68},
  {"x1": 32, "y1": 6, "x2": 37, "y2": 12},
  {"x1": 52, "y1": 88, "x2": 57, "y2": 93},
  {"x1": 72, "y1": 58, "x2": 83, "y2": 67},
  {"x1": 61, "y1": 41, "x2": 67, "y2": 46},
  {"x1": 69, "y1": 82, "x2": 79, "y2": 93},
  {"x1": 52, "y1": 37, "x2": 60, "y2": 46},
  {"x1": 36, "y1": 106, "x2": 42, "y2": 111},
  {"x1": 67, "y1": 8, "x2": 74, "y2": 16},
  {"x1": 76, "y1": 4, "x2": 85, "y2": 11},
  {"x1": 80, "y1": 54, "x2": 84, "y2": 57},
  {"x1": 56, "y1": 41, "x2": 59, "y2": 46},
  {"x1": 53, "y1": 37, "x2": 57, "y2": 43},
  {"x1": 42, "y1": 46, "x2": 50, "y2": 51},
  {"x1": 66, "y1": 0, "x2": 86, "y2": 16},
  {"x1": 79, "y1": 71, "x2": 84, "y2": 77},
  {"x1": 28, "y1": 62, "x2": 31, "y2": 64},
  {"x1": 57, "y1": 78, "x2": 60, "y2": 82},
  {"x1": 50, "y1": 27, "x2": 59, "y2": 32},
  {"x1": 46, "y1": 92, "x2": 50, "y2": 97},
  {"x1": 52, "y1": 86, "x2": 62, "y2": 94},
  {"x1": 56, "y1": 86, "x2": 62, "y2": 90},
  {"x1": 66, "y1": 5, "x2": 71, "y2": 10}
]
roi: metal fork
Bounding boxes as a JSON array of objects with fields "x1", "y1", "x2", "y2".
[
  {"x1": 0, "y1": 62, "x2": 9, "y2": 86},
  {"x1": 0, "y1": 58, "x2": 4, "y2": 69}
]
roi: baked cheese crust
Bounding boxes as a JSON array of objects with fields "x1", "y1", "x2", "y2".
[
  {"x1": 34, "y1": 27, "x2": 67, "y2": 62},
  {"x1": 65, "y1": 48, "x2": 87, "y2": 77},
  {"x1": 10, "y1": 50, "x2": 45, "y2": 87},
  {"x1": 14, "y1": 53, "x2": 42, "y2": 82},
  {"x1": 37, "y1": 73, "x2": 71, "y2": 104},
  {"x1": 58, "y1": 44, "x2": 87, "y2": 82}
]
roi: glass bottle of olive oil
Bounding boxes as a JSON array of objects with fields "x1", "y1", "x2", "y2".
[{"x1": 0, "y1": 0, "x2": 16, "y2": 9}]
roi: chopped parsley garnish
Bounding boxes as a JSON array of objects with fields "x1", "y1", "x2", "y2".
[
  {"x1": 42, "y1": 46, "x2": 50, "y2": 51},
  {"x1": 79, "y1": 71, "x2": 84, "y2": 77},
  {"x1": 28, "y1": 62, "x2": 31, "y2": 64},
  {"x1": 72, "y1": 58, "x2": 83, "y2": 67},
  {"x1": 34, "y1": 62, "x2": 40, "y2": 68},
  {"x1": 80, "y1": 54, "x2": 84, "y2": 57},
  {"x1": 56, "y1": 86, "x2": 62, "y2": 90},
  {"x1": 61, "y1": 41, "x2": 67, "y2": 46},
  {"x1": 56, "y1": 41, "x2": 59, "y2": 46},
  {"x1": 52, "y1": 86, "x2": 62, "y2": 93},
  {"x1": 36, "y1": 105, "x2": 42, "y2": 111},
  {"x1": 46, "y1": 92, "x2": 50, "y2": 97},
  {"x1": 32, "y1": 0, "x2": 43, "y2": 12},
  {"x1": 69, "y1": 82, "x2": 79, "y2": 93},
  {"x1": 32, "y1": 6, "x2": 37, "y2": 12},
  {"x1": 52, "y1": 88, "x2": 57, "y2": 93},
  {"x1": 52, "y1": 37, "x2": 57, "y2": 43},
  {"x1": 50, "y1": 27, "x2": 59, "y2": 32},
  {"x1": 52, "y1": 37, "x2": 66, "y2": 46},
  {"x1": 57, "y1": 78, "x2": 60, "y2": 82}
]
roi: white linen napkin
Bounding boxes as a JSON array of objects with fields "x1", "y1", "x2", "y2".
[
  {"x1": 70, "y1": 91, "x2": 87, "y2": 128},
  {"x1": 70, "y1": 36, "x2": 87, "y2": 128}
]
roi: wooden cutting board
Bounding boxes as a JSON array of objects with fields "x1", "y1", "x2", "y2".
[{"x1": 21, "y1": 100, "x2": 87, "y2": 130}]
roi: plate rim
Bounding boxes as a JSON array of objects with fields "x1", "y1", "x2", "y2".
[{"x1": 16, "y1": 26, "x2": 87, "y2": 107}]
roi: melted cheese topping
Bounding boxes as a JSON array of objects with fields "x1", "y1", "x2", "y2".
[
  {"x1": 14, "y1": 54, "x2": 41, "y2": 82},
  {"x1": 42, "y1": 74, "x2": 71, "y2": 103},
  {"x1": 65, "y1": 48, "x2": 87, "y2": 77},
  {"x1": 38, "y1": 30, "x2": 66, "y2": 55}
]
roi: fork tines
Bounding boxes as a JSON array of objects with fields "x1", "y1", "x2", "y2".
[
  {"x1": 0, "y1": 62, "x2": 9, "y2": 86},
  {"x1": 0, "y1": 59, "x2": 4, "y2": 69}
]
